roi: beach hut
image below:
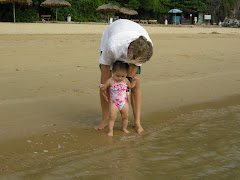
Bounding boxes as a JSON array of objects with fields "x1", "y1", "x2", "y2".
[
  {"x1": 168, "y1": 9, "x2": 183, "y2": 24},
  {"x1": 40, "y1": 0, "x2": 71, "y2": 22},
  {"x1": 0, "y1": 0, "x2": 32, "y2": 23},
  {"x1": 96, "y1": 3, "x2": 120, "y2": 23}
]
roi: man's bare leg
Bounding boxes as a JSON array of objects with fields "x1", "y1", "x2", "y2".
[
  {"x1": 127, "y1": 65, "x2": 144, "y2": 133},
  {"x1": 131, "y1": 74, "x2": 144, "y2": 133},
  {"x1": 94, "y1": 65, "x2": 111, "y2": 130}
]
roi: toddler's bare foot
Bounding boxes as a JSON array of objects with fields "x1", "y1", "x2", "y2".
[
  {"x1": 107, "y1": 131, "x2": 113, "y2": 136},
  {"x1": 122, "y1": 129, "x2": 130, "y2": 134},
  {"x1": 135, "y1": 124, "x2": 144, "y2": 134},
  {"x1": 94, "y1": 121, "x2": 108, "y2": 130}
]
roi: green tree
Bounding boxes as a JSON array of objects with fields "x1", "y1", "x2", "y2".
[
  {"x1": 124, "y1": 0, "x2": 141, "y2": 10},
  {"x1": 57, "y1": 0, "x2": 104, "y2": 22}
]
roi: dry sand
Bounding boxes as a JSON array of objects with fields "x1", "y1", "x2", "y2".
[
  {"x1": 1, "y1": 22, "x2": 240, "y2": 35},
  {"x1": 0, "y1": 22, "x2": 240, "y2": 143}
]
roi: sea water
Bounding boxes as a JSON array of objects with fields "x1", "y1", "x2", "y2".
[{"x1": 0, "y1": 105, "x2": 240, "y2": 180}]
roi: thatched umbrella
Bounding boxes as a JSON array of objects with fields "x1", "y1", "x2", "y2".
[
  {"x1": 96, "y1": 3, "x2": 120, "y2": 23},
  {"x1": 0, "y1": 0, "x2": 32, "y2": 23},
  {"x1": 119, "y1": 7, "x2": 138, "y2": 16},
  {"x1": 40, "y1": 0, "x2": 71, "y2": 21}
]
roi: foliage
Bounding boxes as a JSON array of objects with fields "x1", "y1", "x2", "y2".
[
  {"x1": 15, "y1": 5, "x2": 38, "y2": 22},
  {"x1": 0, "y1": 0, "x2": 239, "y2": 22},
  {"x1": 210, "y1": 0, "x2": 237, "y2": 21},
  {"x1": 57, "y1": 0, "x2": 104, "y2": 22},
  {"x1": 124, "y1": 0, "x2": 141, "y2": 10},
  {"x1": 0, "y1": 4, "x2": 13, "y2": 22}
]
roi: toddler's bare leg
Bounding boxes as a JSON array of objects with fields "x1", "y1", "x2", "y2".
[
  {"x1": 120, "y1": 103, "x2": 130, "y2": 134},
  {"x1": 108, "y1": 103, "x2": 118, "y2": 136}
]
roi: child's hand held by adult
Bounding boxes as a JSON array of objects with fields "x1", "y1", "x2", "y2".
[
  {"x1": 102, "y1": 90, "x2": 108, "y2": 102},
  {"x1": 99, "y1": 84, "x2": 105, "y2": 89},
  {"x1": 132, "y1": 76, "x2": 139, "y2": 81},
  {"x1": 126, "y1": 92, "x2": 130, "y2": 103},
  {"x1": 99, "y1": 84, "x2": 109, "y2": 102}
]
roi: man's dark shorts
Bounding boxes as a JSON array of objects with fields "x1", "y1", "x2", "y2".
[{"x1": 99, "y1": 64, "x2": 141, "y2": 74}]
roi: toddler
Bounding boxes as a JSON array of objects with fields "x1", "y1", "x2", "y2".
[{"x1": 99, "y1": 60, "x2": 137, "y2": 136}]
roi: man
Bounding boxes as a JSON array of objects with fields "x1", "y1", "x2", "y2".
[{"x1": 94, "y1": 19, "x2": 153, "y2": 133}]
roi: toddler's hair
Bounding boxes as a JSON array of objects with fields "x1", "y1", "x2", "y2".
[{"x1": 112, "y1": 60, "x2": 129, "y2": 72}]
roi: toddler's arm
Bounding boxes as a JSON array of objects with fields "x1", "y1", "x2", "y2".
[{"x1": 99, "y1": 78, "x2": 111, "y2": 91}]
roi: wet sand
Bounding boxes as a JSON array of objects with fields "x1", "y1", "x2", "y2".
[{"x1": 0, "y1": 22, "x2": 240, "y2": 175}]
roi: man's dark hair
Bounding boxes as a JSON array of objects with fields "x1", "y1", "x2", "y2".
[{"x1": 112, "y1": 60, "x2": 129, "y2": 72}]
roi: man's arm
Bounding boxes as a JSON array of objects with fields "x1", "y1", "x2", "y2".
[
  {"x1": 100, "y1": 64, "x2": 111, "y2": 102},
  {"x1": 126, "y1": 77, "x2": 138, "y2": 89},
  {"x1": 127, "y1": 64, "x2": 138, "y2": 77}
]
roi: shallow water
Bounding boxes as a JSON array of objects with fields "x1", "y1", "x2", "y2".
[{"x1": 1, "y1": 105, "x2": 240, "y2": 180}]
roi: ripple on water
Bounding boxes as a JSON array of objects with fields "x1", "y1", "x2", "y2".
[
  {"x1": 137, "y1": 105, "x2": 240, "y2": 179},
  {"x1": 1, "y1": 105, "x2": 240, "y2": 179}
]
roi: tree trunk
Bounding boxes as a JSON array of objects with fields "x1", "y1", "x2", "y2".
[
  {"x1": 56, "y1": 8, "x2": 57, "y2": 21},
  {"x1": 13, "y1": 0, "x2": 16, "y2": 23},
  {"x1": 233, "y1": 0, "x2": 240, "y2": 19}
]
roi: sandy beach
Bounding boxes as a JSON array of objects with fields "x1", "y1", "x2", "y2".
[
  {"x1": 0, "y1": 22, "x2": 240, "y2": 176},
  {"x1": 1, "y1": 22, "x2": 240, "y2": 140}
]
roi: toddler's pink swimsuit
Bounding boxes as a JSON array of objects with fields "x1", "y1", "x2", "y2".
[{"x1": 110, "y1": 78, "x2": 128, "y2": 110}]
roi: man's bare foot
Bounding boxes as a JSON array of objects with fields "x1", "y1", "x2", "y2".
[
  {"x1": 122, "y1": 129, "x2": 130, "y2": 134},
  {"x1": 107, "y1": 131, "x2": 113, "y2": 136},
  {"x1": 94, "y1": 121, "x2": 108, "y2": 130},
  {"x1": 135, "y1": 124, "x2": 144, "y2": 134}
]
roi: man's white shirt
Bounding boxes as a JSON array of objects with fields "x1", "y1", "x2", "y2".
[{"x1": 99, "y1": 19, "x2": 153, "y2": 67}]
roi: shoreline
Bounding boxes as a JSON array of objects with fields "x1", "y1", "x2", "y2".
[{"x1": 143, "y1": 94, "x2": 240, "y2": 124}]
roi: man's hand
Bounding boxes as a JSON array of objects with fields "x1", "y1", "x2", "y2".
[
  {"x1": 132, "y1": 76, "x2": 139, "y2": 81},
  {"x1": 99, "y1": 84, "x2": 105, "y2": 89},
  {"x1": 102, "y1": 89, "x2": 108, "y2": 102},
  {"x1": 99, "y1": 84, "x2": 108, "y2": 102}
]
